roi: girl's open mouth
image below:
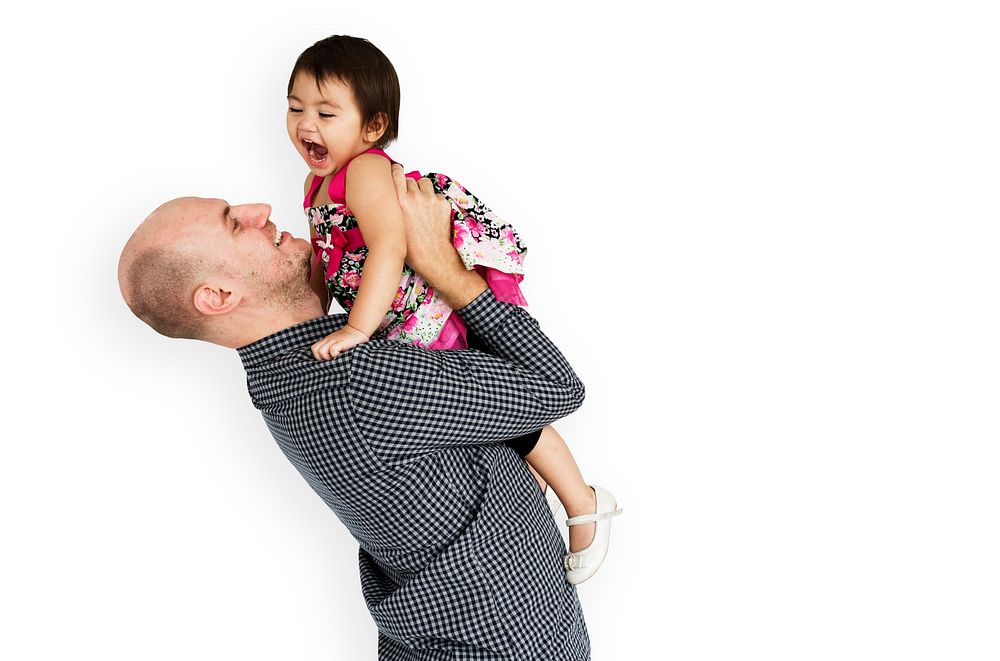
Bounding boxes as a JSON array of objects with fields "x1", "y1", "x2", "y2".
[{"x1": 303, "y1": 139, "x2": 329, "y2": 167}]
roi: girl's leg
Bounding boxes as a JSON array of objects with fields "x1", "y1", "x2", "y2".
[{"x1": 525, "y1": 425, "x2": 597, "y2": 553}]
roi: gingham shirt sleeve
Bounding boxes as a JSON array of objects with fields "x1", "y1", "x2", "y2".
[{"x1": 345, "y1": 290, "x2": 584, "y2": 458}]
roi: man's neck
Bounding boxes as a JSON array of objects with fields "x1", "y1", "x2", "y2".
[{"x1": 216, "y1": 300, "x2": 327, "y2": 349}]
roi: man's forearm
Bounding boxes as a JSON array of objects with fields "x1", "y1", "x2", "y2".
[
  {"x1": 410, "y1": 239, "x2": 488, "y2": 310},
  {"x1": 393, "y1": 166, "x2": 490, "y2": 308},
  {"x1": 457, "y1": 291, "x2": 585, "y2": 410},
  {"x1": 432, "y1": 267, "x2": 488, "y2": 310},
  {"x1": 347, "y1": 291, "x2": 585, "y2": 454}
]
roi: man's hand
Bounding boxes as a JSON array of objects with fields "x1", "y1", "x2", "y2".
[
  {"x1": 392, "y1": 164, "x2": 486, "y2": 309},
  {"x1": 391, "y1": 164, "x2": 456, "y2": 279}
]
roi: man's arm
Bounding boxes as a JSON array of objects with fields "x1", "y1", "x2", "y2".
[
  {"x1": 341, "y1": 167, "x2": 584, "y2": 462},
  {"x1": 345, "y1": 294, "x2": 584, "y2": 461},
  {"x1": 392, "y1": 168, "x2": 488, "y2": 309}
]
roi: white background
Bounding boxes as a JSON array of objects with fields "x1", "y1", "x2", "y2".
[{"x1": 2, "y1": 1, "x2": 998, "y2": 659}]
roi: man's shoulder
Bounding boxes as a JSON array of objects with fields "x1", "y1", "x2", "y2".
[{"x1": 241, "y1": 317, "x2": 354, "y2": 409}]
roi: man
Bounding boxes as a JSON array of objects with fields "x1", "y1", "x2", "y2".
[{"x1": 118, "y1": 166, "x2": 590, "y2": 659}]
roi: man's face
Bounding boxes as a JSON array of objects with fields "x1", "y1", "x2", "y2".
[
  {"x1": 286, "y1": 72, "x2": 374, "y2": 178},
  {"x1": 165, "y1": 198, "x2": 313, "y2": 302}
]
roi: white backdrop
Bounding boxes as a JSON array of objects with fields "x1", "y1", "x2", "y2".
[{"x1": 2, "y1": 1, "x2": 998, "y2": 659}]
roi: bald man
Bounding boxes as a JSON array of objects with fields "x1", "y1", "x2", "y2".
[{"x1": 119, "y1": 166, "x2": 591, "y2": 660}]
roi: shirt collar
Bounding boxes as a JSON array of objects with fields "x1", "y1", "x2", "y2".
[{"x1": 237, "y1": 314, "x2": 347, "y2": 369}]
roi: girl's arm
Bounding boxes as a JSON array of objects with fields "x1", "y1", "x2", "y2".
[
  {"x1": 341, "y1": 153, "x2": 407, "y2": 337},
  {"x1": 305, "y1": 175, "x2": 332, "y2": 313},
  {"x1": 308, "y1": 155, "x2": 406, "y2": 361}
]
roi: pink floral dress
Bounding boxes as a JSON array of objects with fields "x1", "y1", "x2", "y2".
[{"x1": 305, "y1": 148, "x2": 528, "y2": 349}]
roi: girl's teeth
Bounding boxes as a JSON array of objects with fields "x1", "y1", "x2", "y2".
[{"x1": 304, "y1": 139, "x2": 328, "y2": 161}]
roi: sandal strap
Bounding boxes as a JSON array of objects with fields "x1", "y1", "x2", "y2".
[{"x1": 565, "y1": 508, "x2": 622, "y2": 526}]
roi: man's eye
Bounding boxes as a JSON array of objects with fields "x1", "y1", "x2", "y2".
[{"x1": 319, "y1": 113, "x2": 335, "y2": 119}]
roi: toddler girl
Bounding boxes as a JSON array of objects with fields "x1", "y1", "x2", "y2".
[{"x1": 287, "y1": 35, "x2": 620, "y2": 584}]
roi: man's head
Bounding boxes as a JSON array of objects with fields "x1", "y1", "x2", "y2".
[{"x1": 118, "y1": 197, "x2": 320, "y2": 348}]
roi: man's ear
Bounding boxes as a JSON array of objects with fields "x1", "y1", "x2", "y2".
[
  {"x1": 193, "y1": 282, "x2": 242, "y2": 316},
  {"x1": 363, "y1": 113, "x2": 388, "y2": 144}
]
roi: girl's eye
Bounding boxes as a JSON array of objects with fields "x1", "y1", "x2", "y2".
[
  {"x1": 319, "y1": 113, "x2": 335, "y2": 119},
  {"x1": 288, "y1": 107, "x2": 302, "y2": 113}
]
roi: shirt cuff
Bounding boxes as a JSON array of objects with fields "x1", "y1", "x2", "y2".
[{"x1": 455, "y1": 289, "x2": 515, "y2": 336}]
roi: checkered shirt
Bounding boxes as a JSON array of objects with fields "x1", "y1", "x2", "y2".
[{"x1": 238, "y1": 291, "x2": 590, "y2": 660}]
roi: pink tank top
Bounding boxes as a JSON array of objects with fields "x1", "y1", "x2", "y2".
[{"x1": 302, "y1": 148, "x2": 419, "y2": 208}]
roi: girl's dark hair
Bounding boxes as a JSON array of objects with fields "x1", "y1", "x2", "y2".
[{"x1": 288, "y1": 35, "x2": 399, "y2": 149}]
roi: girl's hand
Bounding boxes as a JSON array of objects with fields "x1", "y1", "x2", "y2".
[{"x1": 311, "y1": 324, "x2": 370, "y2": 361}]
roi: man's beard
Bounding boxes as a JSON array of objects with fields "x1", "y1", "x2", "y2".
[{"x1": 253, "y1": 252, "x2": 315, "y2": 309}]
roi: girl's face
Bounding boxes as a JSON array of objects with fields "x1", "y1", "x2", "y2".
[{"x1": 286, "y1": 72, "x2": 379, "y2": 178}]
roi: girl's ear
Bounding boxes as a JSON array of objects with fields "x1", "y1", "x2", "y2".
[{"x1": 364, "y1": 113, "x2": 389, "y2": 144}]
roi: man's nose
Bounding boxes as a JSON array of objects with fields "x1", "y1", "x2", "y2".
[{"x1": 232, "y1": 203, "x2": 272, "y2": 227}]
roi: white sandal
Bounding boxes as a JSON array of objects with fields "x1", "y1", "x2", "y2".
[{"x1": 563, "y1": 485, "x2": 622, "y2": 585}]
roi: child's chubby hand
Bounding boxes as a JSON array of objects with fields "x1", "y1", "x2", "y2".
[{"x1": 311, "y1": 324, "x2": 370, "y2": 361}]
